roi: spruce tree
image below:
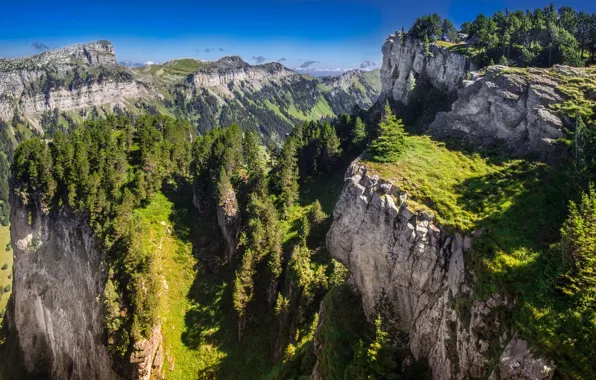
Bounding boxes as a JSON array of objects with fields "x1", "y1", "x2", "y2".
[
  {"x1": 558, "y1": 186, "x2": 596, "y2": 312},
  {"x1": 351, "y1": 117, "x2": 367, "y2": 149},
  {"x1": 275, "y1": 136, "x2": 299, "y2": 211},
  {"x1": 368, "y1": 103, "x2": 408, "y2": 163}
]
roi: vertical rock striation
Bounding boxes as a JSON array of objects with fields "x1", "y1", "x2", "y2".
[
  {"x1": 380, "y1": 32, "x2": 475, "y2": 106},
  {"x1": 323, "y1": 159, "x2": 555, "y2": 380},
  {"x1": 7, "y1": 194, "x2": 117, "y2": 379},
  {"x1": 6, "y1": 192, "x2": 164, "y2": 379}
]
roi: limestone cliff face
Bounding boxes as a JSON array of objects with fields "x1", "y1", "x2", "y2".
[
  {"x1": 380, "y1": 32, "x2": 475, "y2": 105},
  {"x1": 323, "y1": 160, "x2": 555, "y2": 380},
  {"x1": 6, "y1": 193, "x2": 163, "y2": 379},
  {"x1": 428, "y1": 66, "x2": 568, "y2": 160},
  {"x1": 0, "y1": 41, "x2": 146, "y2": 126},
  {"x1": 217, "y1": 187, "x2": 242, "y2": 263},
  {"x1": 7, "y1": 194, "x2": 117, "y2": 379},
  {"x1": 191, "y1": 57, "x2": 297, "y2": 89}
]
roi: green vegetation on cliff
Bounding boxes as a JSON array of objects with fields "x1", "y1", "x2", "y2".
[
  {"x1": 364, "y1": 123, "x2": 594, "y2": 377},
  {"x1": 12, "y1": 114, "x2": 192, "y2": 362},
  {"x1": 411, "y1": 5, "x2": 596, "y2": 67}
]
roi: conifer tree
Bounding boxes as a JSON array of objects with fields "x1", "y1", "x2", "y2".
[
  {"x1": 351, "y1": 116, "x2": 367, "y2": 149},
  {"x1": 243, "y1": 129, "x2": 266, "y2": 194},
  {"x1": 368, "y1": 103, "x2": 408, "y2": 163},
  {"x1": 275, "y1": 136, "x2": 299, "y2": 211},
  {"x1": 321, "y1": 121, "x2": 341, "y2": 171},
  {"x1": 558, "y1": 186, "x2": 596, "y2": 312}
]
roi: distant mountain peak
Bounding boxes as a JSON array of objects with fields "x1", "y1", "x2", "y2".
[{"x1": 0, "y1": 40, "x2": 117, "y2": 71}]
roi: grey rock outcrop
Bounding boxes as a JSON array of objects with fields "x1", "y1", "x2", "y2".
[
  {"x1": 428, "y1": 66, "x2": 568, "y2": 159},
  {"x1": 7, "y1": 194, "x2": 117, "y2": 379},
  {"x1": 324, "y1": 159, "x2": 555, "y2": 379},
  {"x1": 380, "y1": 32, "x2": 475, "y2": 105},
  {"x1": 217, "y1": 187, "x2": 242, "y2": 263},
  {"x1": 191, "y1": 57, "x2": 296, "y2": 88},
  {"x1": 6, "y1": 192, "x2": 164, "y2": 379},
  {"x1": 490, "y1": 335, "x2": 555, "y2": 380},
  {"x1": 0, "y1": 41, "x2": 146, "y2": 125}
]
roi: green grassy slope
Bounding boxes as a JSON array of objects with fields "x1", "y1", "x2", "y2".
[
  {"x1": 134, "y1": 169, "x2": 345, "y2": 379},
  {"x1": 363, "y1": 135, "x2": 596, "y2": 377},
  {"x1": 0, "y1": 225, "x2": 12, "y2": 317}
]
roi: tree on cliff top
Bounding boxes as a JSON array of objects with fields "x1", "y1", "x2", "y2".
[{"x1": 367, "y1": 104, "x2": 407, "y2": 163}]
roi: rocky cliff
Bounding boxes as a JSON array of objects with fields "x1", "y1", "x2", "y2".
[
  {"x1": 190, "y1": 57, "x2": 296, "y2": 88},
  {"x1": 428, "y1": 66, "x2": 570, "y2": 160},
  {"x1": 322, "y1": 160, "x2": 555, "y2": 380},
  {"x1": 0, "y1": 41, "x2": 147, "y2": 127},
  {"x1": 6, "y1": 194, "x2": 116, "y2": 379},
  {"x1": 379, "y1": 34, "x2": 575, "y2": 159},
  {"x1": 380, "y1": 32, "x2": 475, "y2": 106},
  {"x1": 4, "y1": 193, "x2": 163, "y2": 379}
]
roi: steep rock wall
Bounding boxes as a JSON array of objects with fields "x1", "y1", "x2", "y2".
[
  {"x1": 380, "y1": 32, "x2": 475, "y2": 105},
  {"x1": 428, "y1": 66, "x2": 568, "y2": 159},
  {"x1": 191, "y1": 58, "x2": 296, "y2": 89},
  {"x1": 323, "y1": 160, "x2": 555, "y2": 380},
  {"x1": 6, "y1": 193, "x2": 163, "y2": 379},
  {"x1": 0, "y1": 41, "x2": 147, "y2": 125},
  {"x1": 7, "y1": 194, "x2": 117, "y2": 379},
  {"x1": 217, "y1": 187, "x2": 241, "y2": 263}
]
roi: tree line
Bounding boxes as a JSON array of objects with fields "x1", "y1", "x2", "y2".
[{"x1": 409, "y1": 4, "x2": 596, "y2": 67}]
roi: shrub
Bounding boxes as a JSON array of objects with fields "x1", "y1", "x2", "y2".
[{"x1": 1, "y1": 263, "x2": 7, "y2": 270}]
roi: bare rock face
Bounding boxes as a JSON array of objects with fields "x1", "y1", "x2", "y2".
[
  {"x1": 217, "y1": 187, "x2": 241, "y2": 263},
  {"x1": 323, "y1": 159, "x2": 555, "y2": 379},
  {"x1": 7, "y1": 194, "x2": 117, "y2": 379},
  {"x1": 490, "y1": 335, "x2": 555, "y2": 380},
  {"x1": 6, "y1": 193, "x2": 164, "y2": 379},
  {"x1": 0, "y1": 40, "x2": 146, "y2": 125},
  {"x1": 191, "y1": 57, "x2": 297, "y2": 89},
  {"x1": 380, "y1": 32, "x2": 475, "y2": 105},
  {"x1": 130, "y1": 325, "x2": 164, "y2": 380},
  {"x1": 428, "y1": 66, "x2": 568, "y2": 159}
]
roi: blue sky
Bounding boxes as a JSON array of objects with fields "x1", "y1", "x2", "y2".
[{"x1": 1, "y1": 0, "x2": 595, "y2": 70}]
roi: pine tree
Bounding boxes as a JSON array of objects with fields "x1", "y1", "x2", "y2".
[
  {"x1": 275, "y1": 136, "x2": 299, "y2": 211},
  {"x1": 351, "y1": 117, "x2": 367, "y2": 149},
  {"x1": 368, "y1": 103, "x2": 408, "y2": 163},
  {"x1": 321, "y1": 121, "x2": 341, "y2": 171},
  {"x1": 558, "y1": 186, "x2": 596, "y2": 312},
  {"x1": 243, "y1": 129, "x2": 266, "y2": 195}
]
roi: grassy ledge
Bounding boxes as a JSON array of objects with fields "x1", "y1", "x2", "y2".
[{"x1": 363, "y1": 135, "x2": 596, "y2": 377}]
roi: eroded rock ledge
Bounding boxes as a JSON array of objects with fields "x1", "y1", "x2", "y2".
[{"x1": 322, "y1": 159, "x2": 555, "y2": 380}]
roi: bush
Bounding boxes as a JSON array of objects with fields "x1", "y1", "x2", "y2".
[
  {"x1": 5, "y1": 243, "x2": 10, "y2": 251},
  {"x1": 1, "y1": 263, "x2": 7, "y2": 270},
  {"x1": 3, "y1": 284, "x2": 10, "y2": 293}
]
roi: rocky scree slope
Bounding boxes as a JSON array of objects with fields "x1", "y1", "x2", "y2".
[{"x1": 323, "y1": 160, "x2": 555, "y2": 380}]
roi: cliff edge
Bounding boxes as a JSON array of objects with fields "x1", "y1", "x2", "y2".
[{"x1": 322, "y1": 159, "x2": 555, "y2": 380}]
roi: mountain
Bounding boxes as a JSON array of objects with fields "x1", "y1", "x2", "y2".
[
  {"x1": 0, "y1": 41, "x2": 380, "y2": 141},
  {"x1": 5, "y1": 7, "x2": 596, "y2": 379},
  {"x1": 130, "y1": 56, "x2": 381, "y2": 138}
]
